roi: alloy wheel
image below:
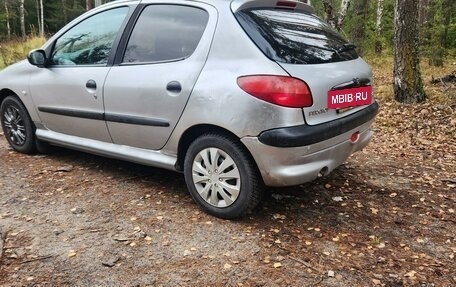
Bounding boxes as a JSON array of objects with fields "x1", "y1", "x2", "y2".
[{"x1": 3, "y1": 105, "x2": 26, "y2": 146}]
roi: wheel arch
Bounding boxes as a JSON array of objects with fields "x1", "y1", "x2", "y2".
[
  {"x1": 175, "y1": 124, "x2": 259, "y2": 173},
  {"x1": 0, "y1": 89, "x2": 36, "y2": 128},
  {"x1": 0, "y1": 88, "x2": 19, "y2": 105}
]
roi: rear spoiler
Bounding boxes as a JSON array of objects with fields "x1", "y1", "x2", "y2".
[{"x1": 231, "y1": 0, "x2": 315, "y2": 14}]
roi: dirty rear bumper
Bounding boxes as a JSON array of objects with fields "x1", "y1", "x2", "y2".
[
  {"x1": 258, "y1": 102, "x2": 379, "y2": 147},
  {"x1": 241, "y1": 117, "x2": 375, "y2": 187}
]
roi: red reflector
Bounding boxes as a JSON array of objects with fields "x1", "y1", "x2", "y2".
[
  {"x1": 276, "y1": 1, "x2": 297, "y2": 8},
  {"x1": 350, "y1": 132, "x2": 360, "y2": 143},
  {"x1": 237, "y1": 75, "x2": 313, "y2": 108}
]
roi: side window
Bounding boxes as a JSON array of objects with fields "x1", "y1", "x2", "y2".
[
  {"x1": 123, "y1": 5, "x2": 209, "y2": 64},
  {"x1": 51, "y1": 7, "x2": 129, "y2": 66}
]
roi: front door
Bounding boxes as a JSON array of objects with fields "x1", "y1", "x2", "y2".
[{"x1": 29, "y1": 7, "x2": 130, "y2": 142}]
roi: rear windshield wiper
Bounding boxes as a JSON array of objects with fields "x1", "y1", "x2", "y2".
[{"x1": 337, "y1": 43, "x2": 357, "y2": 53}]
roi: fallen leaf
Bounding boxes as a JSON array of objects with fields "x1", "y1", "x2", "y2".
[
  {"x1": 405, "y1": 270, "x2": 417, "y2": 278},
  {"x1": 273, "y1": 262, "x2": 282, "y2": 268},
  {"x1": 224, "y1": 263, "x2": 232, "y2": 269},
  {"x1": 332, "y1": 196, "x2": 343, "y2": 202},
  {"x1": 273, "y1": 214, "x2": 286, "y2": 220}
]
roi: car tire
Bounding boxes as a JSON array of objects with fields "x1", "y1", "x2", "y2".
[
  {"x1": 184, "y1": 133, "x2": 263, "y2": 219},
  {"x1": 0, "y1": 96, "x2": 36, "y2": 154}
]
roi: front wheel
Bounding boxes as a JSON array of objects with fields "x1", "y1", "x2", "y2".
[
  {"x1": 0, "y1": 96, "x2": 36, "y2": 154},
  {"x1": 184, "y1": 133, "x2": 263, "y2": 219}
]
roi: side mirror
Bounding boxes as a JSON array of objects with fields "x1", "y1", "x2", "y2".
[{"x1": 27, "y1": 49, "x2": 47, "y2": 68}]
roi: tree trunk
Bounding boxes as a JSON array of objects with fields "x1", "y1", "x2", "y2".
[
  {"x1": 86, "y1": 0, "x2": 92, "y2": 11},
  {"x1": 62, "y1": 0, "x2": 68, "y2": 24},
  {"x1": 19, "y1": 0, "x2": 26, "y2": 38},
  {"x1": 323, "y1": 0, "x2": 350, "y2": 31},
  {"x1": 336, "y1": 0, "x2": 350, "y2": 31},
  {"x1": 418, "y1": 0, "x2": 433, "y2": 47},
  {"x1": 36, "y1": 0, "x2": 41, "y2": 36},
  {"x1": 4, "y1": 0, "x2": 11, "y2": 40},
  {"x1": 375, "y1": 0, "x2": 384, "y2": 55},
  {"x1": 323, "y1": 0, "x2": 335, "y2": 27},
  {"x1": 393, "y1": 0, "x2": 426, "y2": 103},
  {"x1": 94, "y1": 0, "x2": 101, "y2": 7},
  {"x1": 40, "y1": 0, "x2": 44, "y2": 37},
  {"x1": 350, "y1": 0, "x2": 369, "y2": 55}
]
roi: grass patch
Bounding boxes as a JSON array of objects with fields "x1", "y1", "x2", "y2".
[{"x1": 0, "y1": 37, "x2": 46, "y2": 70}]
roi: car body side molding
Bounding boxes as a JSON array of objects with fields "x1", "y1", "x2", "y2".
[{"x1": 38, "y1": 106, "x2": 170, "y2": 127}]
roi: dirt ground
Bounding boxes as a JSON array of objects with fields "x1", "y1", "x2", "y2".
[{"x1": 0, "y1": 83, "x2": 455, "y2": 286}]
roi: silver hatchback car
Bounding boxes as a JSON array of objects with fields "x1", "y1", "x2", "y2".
[{"x1": 0, "y1": 0, "x2": 378, "y2": 219}]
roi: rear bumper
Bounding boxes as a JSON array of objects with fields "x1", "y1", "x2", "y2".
[
  {"x1": 241, "y1": 118, "x2": 375, "y2": 187},
  {"x1": 258, "y1": 102, "x2": 379, "y2": 147}
]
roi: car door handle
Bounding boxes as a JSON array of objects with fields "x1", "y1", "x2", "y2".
[
  {"x1": 166, "y1": 81, "x2": 182, "y2": 93},
  {"x1": 86, "y1": 80, "x2": 97, "y2": 90}
]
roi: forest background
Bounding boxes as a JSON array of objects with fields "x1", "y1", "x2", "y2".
[{"x1": 0, "y1": 0, "x2": 455, "y2": 63}]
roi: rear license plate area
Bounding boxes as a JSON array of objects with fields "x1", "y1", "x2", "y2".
[{"x1": 327, "y1": 86, "x2": 372, "y2": 110}]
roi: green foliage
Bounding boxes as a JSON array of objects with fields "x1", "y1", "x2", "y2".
[{"x1": 310, "y1": 0, "x2": 453, "y2": 59}]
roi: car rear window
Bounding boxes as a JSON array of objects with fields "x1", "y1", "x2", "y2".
[{"x1": 235, "y1": 9, "x2": 358, "y2": 65}]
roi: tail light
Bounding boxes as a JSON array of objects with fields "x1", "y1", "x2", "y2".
[{"x1": 237, "y1": 75, "x2": 313, "y2": 108}]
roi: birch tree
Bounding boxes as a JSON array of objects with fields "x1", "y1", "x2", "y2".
[
  {"x1": 19, "y1": 0, "x2": 25, "y2": 38},
  {"x1": 323, "y1": 0, "x2": 351, "y2": 31},
  {"x1": 4, "y1": 0, "x2": 10, "y2": 39},
  {"x1": 336, "y1": 0, "x2": 350, "y2": 30},
  {"x1": 375, "y1": 0, "x2": 384, "y2": 54},
  {"x1": 40, "y1": 0, "x2": 44, "y2": 37},
  {"x1": 393, "y1": 0, "x2": 426, "y2": 103}
]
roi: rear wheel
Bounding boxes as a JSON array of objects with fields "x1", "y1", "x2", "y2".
[
  {"x1": 184, "y1": 133, "x2": 262, "y2": 219},
  {"x1": 0, "y1": 96, "x2": 36, "y2": 154}
]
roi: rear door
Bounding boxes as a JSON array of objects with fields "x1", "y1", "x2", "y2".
[
  {"x1": 103, "y1": 2, "x2": 216, "y2": 150},
  {"x1": 235, "y1": 7, "x2": 373, "y2": 126}
]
